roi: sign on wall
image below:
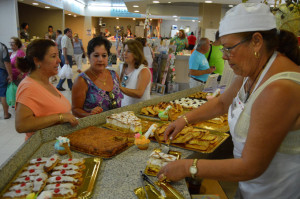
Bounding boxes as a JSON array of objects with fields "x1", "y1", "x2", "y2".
[{"x1": 110, "y1": 7, "x2": 141, "y2": 18}]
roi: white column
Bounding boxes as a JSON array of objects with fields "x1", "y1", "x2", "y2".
[{"x1": 0, "y1": 0, "x2": 19, "y2": 47}]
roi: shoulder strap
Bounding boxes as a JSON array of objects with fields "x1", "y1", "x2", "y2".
[{"x1": 207, "y1": 44, "x2": 213, "y2": 62}]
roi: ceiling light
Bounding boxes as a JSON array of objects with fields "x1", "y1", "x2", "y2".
[
  {"x1": 175, "y1": 19, "x2": 178, "y2": 21},
  {"x1": 134, "y1": 10, "x2": 139, "y2": 12},
  {"x1": 173, "y1": 15, "x2": 177, "y2": 18},
  {"x1": 205, "y1": 1, "x2": 213, "y2": 3},
  {"x1": 168, "y1": 2, "x2": 171, "y2": 3},
  {"x1": 198, "y1": 21, "x2": 201, "y2": 23},
  {"x1": 68, "y1": 14, "x2": 72, "y2": 15},
  {"x1": 133, "y1": 5, "x2": 139, "y2": 7},
  {"x1": 45, "y1": 6, "x2": 50, "y2": 8},
  {"x1": 150, "y1": 19, "x2": 152, "y2": 21},
  {"x1": 133, "y1": 18, "x2": 136, "y2": 20},
  {"x1": 74, "y1": 15, "x2": 77, "y2": 17},
  {"x1": 116, "y1": 17, "x2": 119, "y2": 19},
  {"x1": 153, "y1": 1, "x2": 160, "y2": 3},
  {"x1": 192, "y1": 20, "x2": 195, "y2": 22},
  {"x1": 270, "y1": 4, "x2": 274, "y2": 7},
  {"x1": 32, "y1": 2, "x2": 39, "y2": 5},
  {"x1": 229, "y1": 4, "x2": 233, "y2": 7}
]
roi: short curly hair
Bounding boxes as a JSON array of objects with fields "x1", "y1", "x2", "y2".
[{"x1": 87, "y1": 36, "x2": 111, "y2": 58}]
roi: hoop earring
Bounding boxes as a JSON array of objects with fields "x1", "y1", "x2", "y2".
[
  {"x1": 37, "y1": 64, "x2": 40, "y2": 69},
  {"x1": 254, "y1": 52, "x2": 260, "y2": 59}
]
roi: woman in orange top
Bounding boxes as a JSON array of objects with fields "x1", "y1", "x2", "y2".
[{"x1": 15, "y1": 39, "x2": 78, "y2": 141}]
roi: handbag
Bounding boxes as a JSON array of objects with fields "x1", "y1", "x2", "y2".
[{"x1": 6, "y1": 82, "x2": 18, "y2": 106}]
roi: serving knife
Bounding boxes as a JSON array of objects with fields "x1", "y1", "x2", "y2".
[
  {"x1": 140, "y1": 171, "x2": 149, "y2": 199},
  {"x1": 141, "y1": 172, "x2": 167, "y2": 198}
]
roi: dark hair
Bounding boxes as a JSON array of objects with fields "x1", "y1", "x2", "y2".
[
  {"x1": 179, "y1": 29, "x2": 186, "y2": 39},
  {"x1": 10, "y1": 37, "x2": 22, "y2": 49},
  {"x1": 48, "y1": 25, "x2": 53, "y2": 30},
  {"x1": 56, "y1": 30, "x2": 62, "y2": 34},
  {"x1": 238, "y1": 29, "x2": 300, "y2": 65},
  {"x1": 215, "y1": 31, "x2": 220, "y2": 41},
  {"x1": 64, "y1": 28, "x2": 71, "y2": 34},
  {"x1": 17, "y1": 39, "x2": 56, "y2": 73},
  {"x1": 21, "y1": 23, "x2": 28, "y2": 29},
  {"x1": 191, "y1": 32, "x2": 194, "y2": 35},
  {"x1": 135, "y1": 37, "x2": 147, "y2": 46},
  {"x1": 87, "y1": 36, "x2": 111, "y2": 58}
]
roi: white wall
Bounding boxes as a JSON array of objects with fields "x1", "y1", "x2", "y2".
[
  {"x1": 0, "y1": 0, "x2": 19, "y2": 47},
  {"x1": 160, "y1": 20, "x2": 198, "y2": 38}
]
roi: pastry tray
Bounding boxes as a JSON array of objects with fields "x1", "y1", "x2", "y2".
[
  {"x1": 144, "y1": 148, "x2": 181, "y2": 176},
  {"x1": 70, "y1": 143, "x2": 134, "y2": 159},
  {"x1": 151, "y1": 131, "x2": 230, "y2": 154},
  {"x1": 0, "y1": 157, "x2": 102, "y2": 199},
  {"x1": 134, "y1": 180, "x2": 184, "y2": 199},
  {"x1": 193, "y1": 121, "x2": 230, "y2": 133}
]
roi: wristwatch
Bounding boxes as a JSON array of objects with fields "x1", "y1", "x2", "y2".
[{"x1": 189, "y1": 159, "x2": 198, "y2": 179}]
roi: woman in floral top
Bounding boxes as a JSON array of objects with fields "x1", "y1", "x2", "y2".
[
  {"x1": 72, "y1": 36, "x2": 123, "y2": 118},
  {"x1": 170, "y1": 29, "x2": 188, "y2": 53}
]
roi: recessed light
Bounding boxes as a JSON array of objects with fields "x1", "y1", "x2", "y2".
[
  {"x1": 150, "y1": 19, "x2": 152, "y2": 21},
  {"x1": 270, "y1": 4, "x2": 274, "y2": 7},
  {"x1": 173, "y1": 15, "x2": 177, "y2": 18},
  {"x1": 133, "y1": 5, "x2": 139, "y2": 7},
  {"x1": 32, "y1": 2, "x2": 39, "y2": 5},
  {"x1": 133, "y1": 18, "x2": 136, "y2": 20},
  {"x1": 192, "y1": 20, "x2": 195, "y2": 22},
  {"x1": 45, "y1": 6, "x2": 50, "y2": 9},
  {"x1": 205, "y1": 1, "x2": 213, "y2": 3},
  {"x1": 168, "y1": 2, "x2": 171, "y2": 3},
  {"x1": 198, "y1": 21, "x2": 201, "y2": 23},
  {"x1": 134, "y1": 10, "x2": 139, "y2": 12},
  {"x1": 116, "y1": 17, "x2": 119, "y2": 19},
  {"x1": 74, "y1": 15, "x2": 77, "y2": 17},
  {"x1": 68, "y1": 14, "x2": 72, "y2": 15},
  {"x1": 153, "y1": 1, "x2": 160, "y2": 3},
  {"x1": 229, "y1": 4, "x2": 233, "y2": 7},
  {"x1": 175, "y1": 19, "x2": 178, "y2": 21}
]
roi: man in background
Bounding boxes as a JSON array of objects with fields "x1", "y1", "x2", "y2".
[
  {"x1": 56, "y1": 28, "x2": 74, "y2": 91},
  {"x1": 0, "y1": 42, "x2": 12, "y2": 119},
  {"x1": 205, "y1": 31, "x2": 224, "y2": 81},
  {"x1": 187, "y1": 32, "x2": 196, "y2": 50},
  {"x1": 189, "y1": 37, "x2": 216, "y2": 88}
]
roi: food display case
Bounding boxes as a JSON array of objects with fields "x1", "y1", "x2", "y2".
[{"x1": 0, "y1": 85, "x2": 232, "y2": 198}]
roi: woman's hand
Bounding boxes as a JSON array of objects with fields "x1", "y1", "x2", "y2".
[
  {"x1": 164, "y1": 117, "x2": 186, "y2": 141},
  {"x1": 61, "y1": 113, "x2": 79, "y2": 127},
  {"x1": 90, "y1": 107, "x2": 103, "y2": 115},
  {"x1": 157, "y1": 160, "x2": 190, "y2": 182}
]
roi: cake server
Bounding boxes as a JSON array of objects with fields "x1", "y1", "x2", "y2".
[
  {"x1": 141, "y1": 172, "x2": 167, "y2": 198},
  {"x1": 140, "y1": 171, "x2": 149, "y2": 199}
]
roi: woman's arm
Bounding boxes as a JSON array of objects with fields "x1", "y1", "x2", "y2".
[
  {"x1": 159, "y1": 79, "x2": 300, "y2": 182},
  {"x1": 15, "y1": 103, "x2": 78, "y2": 133},
  {"x1": 120, "y1": 68, "x2": 151, "y2": 98},
  {"x1": 164, "y1": 75, "x2": 242, "y2": 140},
  {"x1": 72, "y1": 76, "x2": 102, "y2": 118}
]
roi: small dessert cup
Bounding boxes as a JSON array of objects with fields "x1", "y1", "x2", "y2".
[{"x1": 137, "y1": 143, "x2": 149, "y2": 150}]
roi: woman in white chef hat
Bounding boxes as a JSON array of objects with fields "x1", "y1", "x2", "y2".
[{"x1": 158, "y1": 3, "x2": 300, "y2": 199}]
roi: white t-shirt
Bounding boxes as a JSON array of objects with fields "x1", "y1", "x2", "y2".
[
  {"x1": 120, "y1": 63, "x2": 151, "y2": 107},
  {"x1": 61, "y1": 35, "x2": 74, "y2": 56}
]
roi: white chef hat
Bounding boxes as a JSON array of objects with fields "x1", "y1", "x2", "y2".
[{"x1": 219, "y1": 3, "x2": 277, "y2": 37}]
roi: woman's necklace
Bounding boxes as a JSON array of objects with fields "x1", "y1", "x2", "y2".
[{"x1": 90, "y1": 70, "x2": 108, "y2": 86}]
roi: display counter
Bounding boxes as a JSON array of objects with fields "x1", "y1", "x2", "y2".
[{"x1": 0, "y1": 86, "x2": 211, "y2": 198}]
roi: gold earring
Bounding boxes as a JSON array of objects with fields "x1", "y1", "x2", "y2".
[{"x1": 254, "y1": 52, "x2": 260, "y2": 59}]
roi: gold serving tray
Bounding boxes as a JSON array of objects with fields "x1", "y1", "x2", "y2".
[
  {"x1": 134, "y1": 180, "x2": 184, "y2": 199},
  {"x1": 144, "y1": 148, "x2": 181, "y2": 176},
  {"x1": 0, "y1": 157, "x2": 102, "y2": 199},
  {"x1": 150, "y1": 131, "x2": 229, "y2": 154},
  {"x1": 193, "y1": 121, "x2": 230, "y2": 133}
]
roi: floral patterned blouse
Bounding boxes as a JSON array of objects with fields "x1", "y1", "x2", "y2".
[
  {"x1": 170, "y1": 37, "x2": 188, "y2": 52},
  {"x1": 80, "y1": 70, "x2": 123, "y2": 112}
]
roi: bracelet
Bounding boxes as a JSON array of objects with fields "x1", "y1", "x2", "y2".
[
  {"x1": 58, "y1": 114, "x2": 63, "y2": 123},
  {"x1": 182, "y1": 115, "x2": 189, "y2": 126}
]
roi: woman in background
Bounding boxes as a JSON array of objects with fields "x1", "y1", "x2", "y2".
[
  {"x1": 72, "y1": 36, "x2": 123, "y2": 118},
  {"x1": 170, "y1": 29, "x2": 188, "y2": 53},
  {"x1": 10, "y1": 37, "x2": 26, "y2": 85},
  {"x1": 20, "y1": 23, "x2": 30, "y2": 42},
  {"x1": 119, "y1": 39, "x2": 151, "y2": 106},
  {"x1": 15, "y1": 39, "x2": 78, "y2": 141},
  {"x1": 73, "y1": 33, "x2": 85, "y2": 73}
]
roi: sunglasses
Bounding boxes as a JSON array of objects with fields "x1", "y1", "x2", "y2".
[
  {"x1": 107, "y1": 91, "x2": 117, "y2": 109},
  {"x1": 121, "y1": 75, "x2": 129, "y2": 87}
]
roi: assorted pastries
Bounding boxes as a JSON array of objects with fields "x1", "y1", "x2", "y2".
[
  {"x1": 2, "y1": 156, "x2": 85, "y2": 199},
  {"x1": 140, "y1": 102, "x2": 183, "y2": 121},
  {"x1": 188, "y1": 91, "x2": 209, "y2": 99},
  {"x1": 171, "y1": 98, "x2": 206, "y2": 109},
  {"x1": 146, "y1": 151, "x2": 177, "y2": 174},
  {"x1": 106, "y1": 111, "x2": 142, "y2": 133}
]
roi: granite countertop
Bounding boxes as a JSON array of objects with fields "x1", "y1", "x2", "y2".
[{"x1": 0, "y1": 86, "x2": 204, "y2": 198}]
